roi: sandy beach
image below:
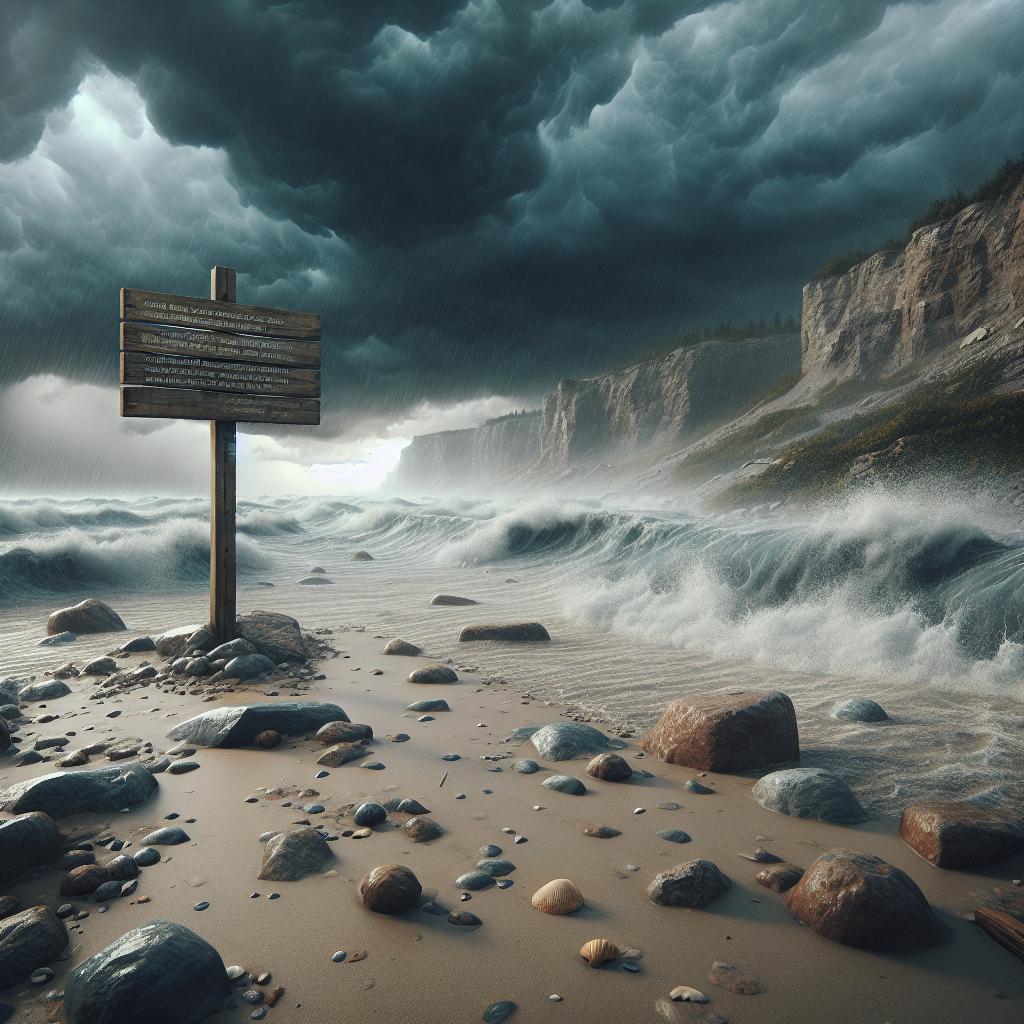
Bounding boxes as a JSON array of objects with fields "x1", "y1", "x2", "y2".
[{"x1": 1, "y1": 608, "x2": 1022, "y2": 1024}]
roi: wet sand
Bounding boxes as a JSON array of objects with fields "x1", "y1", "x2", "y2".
[{"x1": 2, "y1": 624, "x2": 1023, "y2": 1024}]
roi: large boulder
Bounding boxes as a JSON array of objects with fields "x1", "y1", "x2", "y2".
[
  {"x1": 785, "y1": 850, "x2": 947, "y2": 950},
  {"x1": 647, "y1": 860, "x2": 732, "y2": 908},
  {"x1": 0, "y1": 812, "x2": 62, "y2": 887},
  {"x1": 258, "y1": 828, "x2": 332, "y2": 881},
  {"x1": 458, "y1": 623, "x2": 551, "y2": 642},
  {"x1": 47, "y1": 599, "x2": 125, "y2": 636},
  {"x1": 0, "y1": 763, "x2": 158, "y2": 818},
  {"x1": 19, "y1": 679, "x2": 72, "y2": 702},
  {"x1": 899, "y1": 802, "x2": 1024, "y2": 869},
  {"x1": 62, "y1": 919, "x2": 230, "y2": 1024},
  {"x1": 235, "y1": 610, "x2": 308, "y2": 664},
  {"x1": 167, "y1": 702, "x2": 348, "y2": 748},
  {"x1": 640, "y1": 691, "x2": 799, "y2": 772},
  {"x1": 752, "y1": 768, "x2": 867, "y2": 824},
  {"x1": 155, "y1": 624, "x2": 205, "y2": 658},
  {"x1": 0, "y1": 905, "x2": 68, "y2": 989},
  {"x1": 531, "y1": 722, "x2": 623, "y2": 762}
]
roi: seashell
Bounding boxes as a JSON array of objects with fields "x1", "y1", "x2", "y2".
[
  {"x1": 579, "y1": 938, "x2": 618, "y2": 968},
  {"x1": 669, "y1": 986, "x2": 709, "y2": 1003},
  {"x1": 531, "y1": 878, "x2": 583, "y2": 915},
  {"x1": 352, "y1": 802, "x2": 387, "y2": 827},
  {"x1": 252, "y1": 730, "x2": 281, "y2": 749},
  {"x1": 585, "y1": 753, "x2": 633, "y2": 782},
  {"x1": 358, "y1": 864, "x2": 421, "y2": 914}
]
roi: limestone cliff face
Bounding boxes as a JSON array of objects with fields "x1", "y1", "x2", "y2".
[
  {"x1": 802, "y1": 181, "x2": 1024, "y2": 380},
  {"x1": 390, "y1": 412, "x2": 540, "y2": 491},
  {"x1": 536, "y1": 334, "x2": 800, "y2": 470}
]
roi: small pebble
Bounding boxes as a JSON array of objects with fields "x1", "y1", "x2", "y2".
[
  {"x1": 193, "y1": 901, "x2": 209, "y2": 912},
  {"x1": 549, "y1": 994, "x2": 562, "y2": 1002},
  {"x1": 633, "y1": 808, "x2": 646, "y2": 815},
  {"x1": 332, "y1": 951, "x2": 347, "y2": 963}
]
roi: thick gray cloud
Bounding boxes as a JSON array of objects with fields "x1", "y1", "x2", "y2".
[{"x1": 1, "y1": 0, "x2": 1022, "y2": 435}]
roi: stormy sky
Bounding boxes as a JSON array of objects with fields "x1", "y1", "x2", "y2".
[{"x1": 1, "y1": 0, "x2": 1022, "y2": 494}]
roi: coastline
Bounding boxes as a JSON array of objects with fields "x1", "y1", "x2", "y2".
[{"x1": 1, "y1": 618, "x2": 1022, "y2": 1023}]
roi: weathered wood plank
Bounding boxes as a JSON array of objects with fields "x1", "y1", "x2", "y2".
[
  {"x1": 210, "y1": 266, "x2": 237, "y2": 644},
  {"x1": 121, "y1": 287, "x2": 320, "y2": 340},
  {"x1": 121, "y1": 323, "x2": 320, "y2": 369},
  {"x1": 975, "y1": 907, "x2": 1024, "y2": 962},
  {"x1": 120, "y1": 385, "x2": 320, "y2": 425},
  {"x1": 120, "y1": 350, "x2": 320, "y2": 398}
]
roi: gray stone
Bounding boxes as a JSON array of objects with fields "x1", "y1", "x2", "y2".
[
  {"x1": 475, "y1": 859, "x2": 515, "y2": 877},
  {"x1": 206, "y1": 638, "x2": 256, "y2": 662},
  {"x1": 0, "y1": 705, "x2": 20, "y2": 721},
  {"x1": 317, "y1": 744, "x2": 365, "y2": 768},
  {"x1": 133, "y1": 848, "x2": 160, "y2": 867},
  {"x1": 0, "y1": 763, "x2": 158, "y2": 818},
  {"x1": 458, "y1": 622, "x2": 550, "y2": 642},
  {"x1": 542, "y1": 774, "x2": 587, "y2": 795},
  {"x1": 831, "y1": 698, "x2": 889, "y2": 723},
  {"x1": 105, "y1": 856, "x2": 139, "y2": 881},
  {"x1": 455, "y1": 870, "x2": 494, "y2": 891},
  {"x1": 155, "y1": 625, "x2": 205, "y2": 658},
  {"x1": 167, "y1": 702, "x2": 349, "y2": 747},
  {"x1": 351, "y1": 550, "x2": 374, "y2": 561},
  {"x1": 39, "y1": 631, "x2": 76, "y2": 646},
  {"x1": 141, "y1": 827, "x2": 190, "y2": 846},
  {"x1": 83, "y1": 658, "x2": 117, "y2": 676},
  {"x1": 235, "y1": 610, "x2": 308, "y2": 665},
  {"x1": 407, "y1": 665, "x2": 458, "y2": 684},
  {"x1": 92, "y1": 880, "x2": 123, "y2": 902},
  {"x1": 656, "y1": 829, "x2": 693, "y2": 845},
  {"x1": 0, "y1": 906, "x2": 68, "y2": 990},
  {"x1": 62, "y1": 919, "x2": 230, "y2": 1024},
  {"x1": 385, "y1": 640, "x2": 423, "y2": 656},
  {"x1": 258, "y1": 828, "x2": 332, "y2": 881},
  {"x1": 353, "y1": 803, "x2": 387, "y2": 827},
  {"x1": 406, "y1": 698, "x2": 449, "y2": 712},
  {"x1": 531, "y1": 722, "x2": 623, "y2": 761},
  {"x1": 47, "y1": 599, "x2": 126, "y2": 636},
  {"x1": 403, "y1": 817, "x2": 443, "y2": 843},
  {"x1": 647, "y1": 859, "x2": 732, "y2": 907},
  {"x1": 752, "y1": 768, "x2": 867, "y2": 824},
  {"x1": 118, "y1": 636, "x2": 156, "y2": 654},
  {"x1": 430, "y1": 594, "x2": 478, "y2": 606},
  {"x1": 299, "y1": 575, "x2": 335, "y2": 585},
  {"x1": 183, "y1": 657, "x2": 212, "y2": 677},
  {"x1": 18, "y1": 680, "x2": 72, "y2": 702},
  {"x1": 512, "y1": 759, "x2": 539, "y2": 774},
  {"x1": 0, "y1": 813, "x2": 62, "y2": 888},
  {"x1": 167, "y1": 761, "x2": 200, "y2": 775},
  {"x1": 222, "y1": 654, "x2": 278, "y2": 681}
]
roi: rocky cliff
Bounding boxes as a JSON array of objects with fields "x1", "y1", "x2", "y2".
[
  {"x1": 536, "y1": 334, "x2": 799, "y2": 471},
  {"x1": 390, "y1": 411, "x2": 541, "y2": 492},
  {"x1": 802, "y1": 179, "x2": 1024, "y2": 380}
]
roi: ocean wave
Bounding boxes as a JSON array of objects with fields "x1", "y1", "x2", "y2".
[
  {"x1": 0, "y1": 518, "x2": 271, "y2": 601},
  {"x1": 567, "y1": 493, "x2": 1024, "y2": 688}
]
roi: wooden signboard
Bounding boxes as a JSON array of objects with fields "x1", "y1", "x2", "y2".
[{"x1": 119, "y1": 267, "x2": 322, "y2": 641}]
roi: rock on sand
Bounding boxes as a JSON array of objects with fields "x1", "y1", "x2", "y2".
[
  {"x1": 0, "y1": 905, "x2": 68, "y2": 989},
  {"x1": 531, "y1": 722, "x2": 623, "y2": 761},
  {"x1": 785, "y1": 850, "x2": 947, "y2": 950},
  {"x1": 0, "y1": 763, "x2": 158, "y2": 818},
  {"x1": 167, "y1": 702, "x2": 349, "y2": 748},
  {"x1": 62, "y1": 919, "x2": 231, "y2": 1024},
  {"x1": 0, "y1": 812, "x2": 62, "y2": 888},
  {"x1": 458, "y1": 623, "x2": 550, "y2": 642},
  {"x1": 899, "y1": 801, "x2": 1024, "y2": 868},
  {"x1": 641, "y1": 690, "x2": 799, "y2": 772},
  {"x1": 47, "y1": 599, "x2": 126, "y2": 636},
  {"x1": 752, "y1": 768, "x2": 867, "y2": 824},
  {"x1": 259, "y1": 828, "x2": 333, "y2": 881}
]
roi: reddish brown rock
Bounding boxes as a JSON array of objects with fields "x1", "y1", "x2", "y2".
[
  {"x1": 585, "y1": 753, "x2": 633, "y2": 782},
  {"x1": 640, "y1": 690, "x2": 799, "y2": 772},
  {"x1": 785, "y1": 850, "x2": 947, "y2": 950},
  {"x1": 899, "y1": 802, "x2": 1024, "y2": 869},
  {"x1": 60, "y1": 863, "x2": 111, "y2": 897},
  {"x1": 46, "y1": 599, "x2": 126, "y2": 636}
]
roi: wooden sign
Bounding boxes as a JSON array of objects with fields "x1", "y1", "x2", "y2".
[
  {"x1": 118, "y1": 267, "x2": 323, "y2": 642},
  {"x1": 121, "y1": 288, "x2": 320, "y2": 340}
]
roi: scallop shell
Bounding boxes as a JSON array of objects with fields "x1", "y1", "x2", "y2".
[
  {"x1": 531, "y1": 878, "x2": 584, "y2": 915},
  {"x1": 579, "y1": 938, "x2": 618, "y2": 968}
]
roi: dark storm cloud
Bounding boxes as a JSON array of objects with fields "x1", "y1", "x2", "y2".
[{"x1": 2, "y1": 0, "x2": 1022, "y2": 432}]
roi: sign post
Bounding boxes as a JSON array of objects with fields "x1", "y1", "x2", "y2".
[{"x1": 119, "y1": 267, "x2": 321, "y2": 643}]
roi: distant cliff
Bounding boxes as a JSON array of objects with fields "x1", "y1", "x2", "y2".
[
  {"x1": 801, "y1": 179, "x2": 1024, "y2": 380},
  {"x1": 535, "y1": 335, "x2": 799, "y2": 471},
  {"x1": 390, "y1": 410, "x2": 541, "y2": 492}
]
